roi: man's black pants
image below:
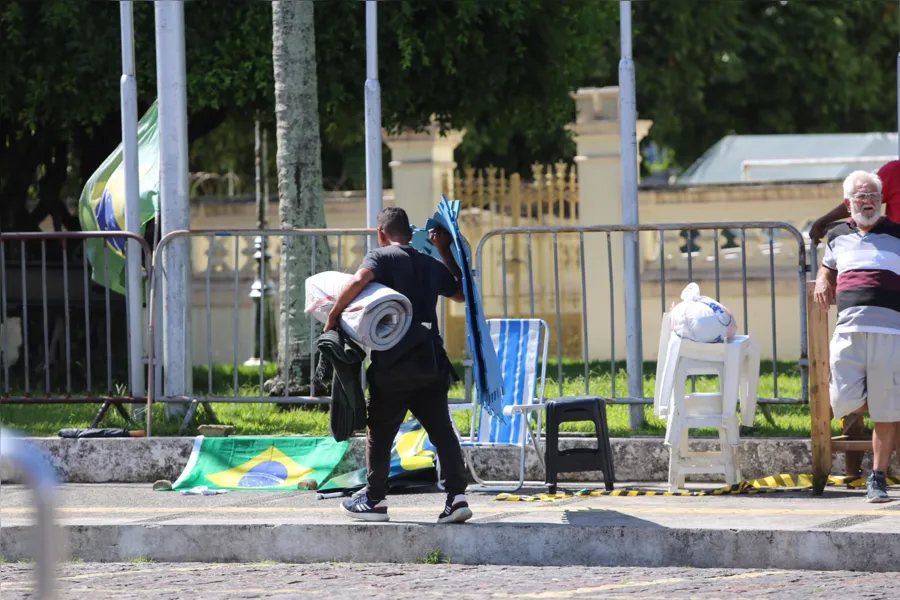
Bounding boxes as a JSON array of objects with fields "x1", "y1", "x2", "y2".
[{"x1": 365, "y1": 372, "x2": 467, "y2": 502}]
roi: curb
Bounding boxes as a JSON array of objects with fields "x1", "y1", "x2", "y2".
[
  {"x1": 5, "y1": 436, "x2": 892, "y2": 485},
  {"x1": 3, "y1": 523, "x2": 899, "y2": 572}
]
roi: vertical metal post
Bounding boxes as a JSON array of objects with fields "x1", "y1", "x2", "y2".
[
  {"x1": 897, "y1": 52, "x2": 900, "y2": 156},
  {"x1": 0, "y1": 430, "x2": 58, "y2": 600},
  {"x1": 619, "y1": 1, "x2": 644, "y2": 427},
  {"x1": 120, "y1": 0, "x2": 145, "y2": 414},
  {"x1": 247, "y1": 120, "x2": 275, "y2": 366},
  {"x1": 263, "y1": 128, "x2": 270, "y2": 208},
  {"x1": 155, "y1": 0, "x2": 192, "y2": 416},
  {"x1": 364, "y1": 0, "x2": 383, "y2": 251}
]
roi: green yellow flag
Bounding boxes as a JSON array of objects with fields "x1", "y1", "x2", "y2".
[
  {"x1": 172, "y1": 436, "x2": 351, "y2": 492},
  {"x1": 77, "y1": 101, "x2": 160, "y2": 296}
]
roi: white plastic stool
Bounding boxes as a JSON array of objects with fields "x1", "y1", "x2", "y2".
[
  {"x1": 653, "y1": 313, "x2": 761, "y2": 491},
  {"x1": 665, "y1": 373, "x2": 741, "y2": 491}
]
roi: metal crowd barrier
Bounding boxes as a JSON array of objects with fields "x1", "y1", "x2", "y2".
[
  {"x1": 0, "y1": 231, "x2": 152, "y2": 425},
  {"x1": 146, "y1": 228, "x2": 392, "y2": 433},
  {"x1": 474, "y1": 222, "x2": 811, "y2": 411},
  {"x1": 2, "y1": 223, "x2": 814, "y2": 436},
  {"x1": 144, "y1": 227, "x2": 462, "y2": 434},
  {"x1": 1, "y1": 428, "x2": 59, "y2": 599}
]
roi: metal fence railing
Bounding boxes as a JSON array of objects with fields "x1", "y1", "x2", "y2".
[
  {"x1": 1, "y1": 231, "x2": 152, "y2": 426},
  {"x1": 3, "y1": 222, "x2": 815, "y2": 436},
  {"x1": 473, "y1": 222, "x2": 811, "y2": 413},
  {"x1": 144, "y1": 227, "x2": 470, "y2": 434},
  {"x1": 146, "y1": 228, "x2": 391, "y2": 433}
]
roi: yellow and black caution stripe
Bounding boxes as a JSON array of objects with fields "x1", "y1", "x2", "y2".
[
  {"x1": 494, "y1": 492, "x2": 573, "y2": 502},
  {"x1": 492, "y1": 473, "x2": 900, "y2": 501}
]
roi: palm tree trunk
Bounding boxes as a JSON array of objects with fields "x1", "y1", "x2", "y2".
[{"x1": 267, "y1": 0, "x2": 331, "y2": 396}]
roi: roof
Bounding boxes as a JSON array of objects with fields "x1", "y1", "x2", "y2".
[{"x1": 676, "y1": 132, "x2": 899, "y2": 185}]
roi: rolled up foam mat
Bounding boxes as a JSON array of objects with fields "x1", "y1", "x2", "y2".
[{"x1": 304, "y1": 271, "x2": 413, "y2": 351}]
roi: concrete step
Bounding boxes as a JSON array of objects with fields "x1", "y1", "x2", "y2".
[
  {"x1": 2, "y1": 484, "x2": 900, "y2": 572},
  {"x1": 5, "y1": 521, "x2": 899, "y2": 572}
]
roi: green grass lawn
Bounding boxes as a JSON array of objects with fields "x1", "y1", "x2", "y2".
[{"x1": 0, "y1": 360, "x2": 864, "y2": 438}]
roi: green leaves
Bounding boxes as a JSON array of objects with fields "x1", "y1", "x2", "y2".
[
  {"x1": 630, "y1": 0, "x2": 900, "y2": 168},
  {"x1": 4, "y1": 0, "x2": 900, "y2": 203}
]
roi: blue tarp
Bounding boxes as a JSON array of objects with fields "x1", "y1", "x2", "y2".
[{"x1": 411, "y1": 196, "x2": 505, "y2": 423}]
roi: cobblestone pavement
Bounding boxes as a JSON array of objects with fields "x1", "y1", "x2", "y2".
[{"x1": 0, "y1": 562, "x2": 894, "y2": 599}]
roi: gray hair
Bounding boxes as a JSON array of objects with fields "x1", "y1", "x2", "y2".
[{"x1": 842, "y1": 170, "x2": 882, "y2": 197}]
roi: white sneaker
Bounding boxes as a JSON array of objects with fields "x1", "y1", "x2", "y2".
[{"x1": 437, "y1": 494, "x2": 472, "y2": 524}]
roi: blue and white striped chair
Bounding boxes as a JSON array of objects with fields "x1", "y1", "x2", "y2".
[{"x1": 448, "y1": 318, "x2": 550, "y2": 492}]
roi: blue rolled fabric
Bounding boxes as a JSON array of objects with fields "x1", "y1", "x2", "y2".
[{"x1": 410, "y1": 196, "x2": 506, "y2": 423}]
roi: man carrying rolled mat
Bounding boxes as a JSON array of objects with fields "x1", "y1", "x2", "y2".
[{"x1": 324, "y1": 206, "x2": 473, "y2": 523}]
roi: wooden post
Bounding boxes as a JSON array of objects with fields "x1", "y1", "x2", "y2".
[
  {"x1": 806, "y1": 280, "x2": 833, "y2": 495},
  {"x1": 840, "y1": 412, "x2": 866, "y2": 477}
]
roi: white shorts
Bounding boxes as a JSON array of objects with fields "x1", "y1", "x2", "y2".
[{"x1": 829, "y1": 331, "x2": 900, "y2": 422}]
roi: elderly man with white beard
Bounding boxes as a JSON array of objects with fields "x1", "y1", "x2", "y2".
[{"x1": 814, "y1": 170, "x2": 900, "y2": 502}]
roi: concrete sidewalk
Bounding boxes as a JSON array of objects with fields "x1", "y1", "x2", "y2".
[{"x1": 2, "y1": 483, "x2": 900, "y2": 571}]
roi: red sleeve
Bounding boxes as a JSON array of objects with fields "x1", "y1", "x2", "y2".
[{"x1": 879, "y1": 161, "x2": 900, "y2": 222}]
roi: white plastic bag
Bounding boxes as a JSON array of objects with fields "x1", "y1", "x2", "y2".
[{"x1": 669, "y1": 283, "x2": 737, "y2": 343}]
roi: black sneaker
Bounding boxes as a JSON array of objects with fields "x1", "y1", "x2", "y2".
[
  {"x1": 867, "y1": 471, "x2": 890, "y2": 503},
  {"x1": 340, "y1": 491, "x2": 389, "y2": 522},
  {"x1": 438, "y1": 494, "x2": 473, "y2": 524}
]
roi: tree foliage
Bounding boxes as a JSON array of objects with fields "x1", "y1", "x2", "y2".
[
  {"x1": 1, "y1": 0, "x2": 272, "y2": 231},
  {"x1": 3, "y1": 0, "x2": 900, "y2": 231},
  {"x1": 622, "y1": 0, "x2": 900, "y2": 166}
]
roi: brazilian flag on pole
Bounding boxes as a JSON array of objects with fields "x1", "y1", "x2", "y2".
[{"x1": 77, "y1": 100, "x2": 160, "y2": 296}]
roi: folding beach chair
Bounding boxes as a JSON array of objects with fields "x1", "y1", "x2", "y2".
[{"x1": 444, "y1": 318, "x2": 550, "y2": 493}]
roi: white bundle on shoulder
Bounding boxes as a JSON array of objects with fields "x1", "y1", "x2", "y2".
[{"x1": 669, "y1": 283, "x2": 737, "y2": 343}]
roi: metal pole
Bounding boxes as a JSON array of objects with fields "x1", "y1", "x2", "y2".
[
  {"x1": 263, "y1": 127, "x2": 270, "y2": 219},
  {"x1": 119, "y1": 0, "x2": 145, "y2": 418},
  {"x1": 262, "y1": 126, "x2": 275, "y2": 359},
  {"x1": 155, "y1": 0, "x2": 192, "y2": 417},
  {"x1": 897, "y1": 52, "x2": 899, "y2": 157},
  {"x1": 247, "y1": 119, "x2": 275, "y2": 366},
  {"x1": 364, "y1": 0, "x2": 383, "y2": 251},
  {"x1": 619, "y1": 1, "x2": 644, "y2": 428},
  {"x1": 0, "y1": 430, "x2": 58, "y2": 600}
]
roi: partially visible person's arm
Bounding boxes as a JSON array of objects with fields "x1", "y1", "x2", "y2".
[
  {"x1": 813, "y1": 232, "x2": 839, "y2": 312},
  {"x1": 813, "y1": 265, "x2": 837, "y2": 312},
  {"x1": 430, "y1": 228, "x2": 465, "y2": 303},
  {"x1": 810, "y1": 203, "x2": 850, "y2": 245},
  {"x1": 438, "y1": 248, "x2": 465, "y2": 304},
  {"x1": 324, "y1": 267, "x2": 375, "y2": 331}
]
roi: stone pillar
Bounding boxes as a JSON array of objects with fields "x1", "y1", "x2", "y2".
[
  {"x1": 383, "y1": 120, "x2": 466, "y2": 228},
  {"x1": 568, "y1": 87, "x2": 652, "y2": 361}
]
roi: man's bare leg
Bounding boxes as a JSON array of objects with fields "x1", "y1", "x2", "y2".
[
  {"x1": 868, "y1": 421, "x2": 899, "y2": 503},
  {"x1": 873, "y1": 421, "x2": 899, "y2": 472}
]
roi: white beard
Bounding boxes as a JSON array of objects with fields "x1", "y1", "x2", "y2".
[{"x1": 852, "y1": 204, "x2": 882, "y2": 227}]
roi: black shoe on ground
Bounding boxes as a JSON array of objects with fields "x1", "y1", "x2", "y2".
[
  {"x1": 867, "y1": 471, "x2": 890, "y2": 503},
  {"x1": 341, "y1": 491, "x2": 389, "y2": 522},
  {"x1": 438, "y1": 494, "x2": 473, "y2": 524}
]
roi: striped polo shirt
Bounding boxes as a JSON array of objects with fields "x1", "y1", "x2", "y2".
[{"x1": 823, "y1": 217, "x2": 900, "y2": 334}]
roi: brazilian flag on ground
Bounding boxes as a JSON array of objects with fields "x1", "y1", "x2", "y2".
[
  {"x1": 319, "y1": 420, "x2": 438, "y2": 493},
  {"x1": 172, "y1": 436, "x2": 351, "y2": 491},
  {"x1": 77, "y1": 101, "x2": 160, "y2": 296},
  {"x1": 170, "y1": 420, "x2": 438, "y2": 492}
]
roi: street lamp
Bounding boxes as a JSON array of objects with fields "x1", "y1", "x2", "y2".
[{"x1": 245, "y1": 119, "x2": 277, "y2": 367}]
